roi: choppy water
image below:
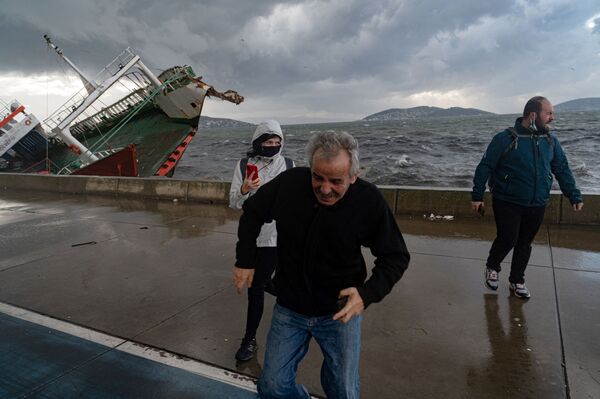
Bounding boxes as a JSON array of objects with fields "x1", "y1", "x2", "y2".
[{"x1": 174, "y1": 111, "x2": 600, "y2": 193}]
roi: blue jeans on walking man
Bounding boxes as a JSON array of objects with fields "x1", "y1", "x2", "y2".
[{"x1": 257, "y1": 304, "x2": 362, "y2": 399}]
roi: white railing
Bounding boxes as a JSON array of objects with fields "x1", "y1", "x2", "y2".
[
  {"x1": 42, "y1": 88, "x2": 89, "y2": 134},
  {"x1": 42, "y1": 47, "x2": 138, "y2": 135},
  {"x1": 93, "y1": 47, "x2": 137, "y2": 84},
  {"x1": 69, "y1": 88, "x2": 150, "y2": 136}
]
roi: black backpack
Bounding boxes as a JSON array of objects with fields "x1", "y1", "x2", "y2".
[
  {"x1": 498, "y1": 127, "x2": 554, "y2": 164},
  {"x1": 239, "y1": 157, "x2": 294, "y2": 178}
]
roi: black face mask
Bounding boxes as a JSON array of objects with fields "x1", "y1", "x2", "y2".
[{"x1": 255, "y1": 145, "x2": 281, "y2": 158}]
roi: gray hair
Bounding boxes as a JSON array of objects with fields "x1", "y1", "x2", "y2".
[{"x1": 306, "y1": 131, "x2": 360, "y2": 176}]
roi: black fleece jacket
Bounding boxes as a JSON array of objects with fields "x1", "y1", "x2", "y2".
[{"x1": 235, "y1": 167, "x2": 410, "y2": 316}]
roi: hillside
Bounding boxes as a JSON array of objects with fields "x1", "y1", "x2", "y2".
[
  {"x1": 555, "y1": 98, "x2": 600, "y2": 112},
  {"x1": 198, "y1": 116, "x2": 253, "y2": 129},
  {"x1": 363, "y1": 106, "x2": 494, "y2": 121}
]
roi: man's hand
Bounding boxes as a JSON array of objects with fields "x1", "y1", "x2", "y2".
[
  {"x1": 471, "y1": 201, "x2": 484, "y2": 214},
  {"x1": 573, "y1": 202, "x2": 584, "y2": 212},
  {"x1": 333, "y1": 287, "x2": 364, "y2": 324},
  {"x1": 233, "y1": 266, "x2": 254, "y2": 294}
]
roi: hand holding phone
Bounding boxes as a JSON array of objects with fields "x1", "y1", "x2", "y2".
[{"x1": 246, "y1": 164, "x2": 259, "y2": 180}]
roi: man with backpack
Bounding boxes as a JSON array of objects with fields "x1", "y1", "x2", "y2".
[{"x1": 472, "y1": 96, "x2": 583, "y2": 299}]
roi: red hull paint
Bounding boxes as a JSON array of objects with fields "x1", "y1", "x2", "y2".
[
  {"x1": 72, "y1": 144, "x2": 139, "y2": 177},
  {"x1": 154, "y1": 129, "x2": 196, "y2": 177}
]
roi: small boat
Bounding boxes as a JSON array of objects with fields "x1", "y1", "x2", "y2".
[{"x1": 0, "y1": 35, "x2": 244, "y2": 177}]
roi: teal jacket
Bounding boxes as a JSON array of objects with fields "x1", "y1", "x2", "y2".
[{"x1": 472, "y1": 118, "x2": 582, "y2": 207}]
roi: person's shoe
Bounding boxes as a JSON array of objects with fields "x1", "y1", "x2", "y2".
[
  {"x1": 485, "y1": 268, "x2": 499, "y2": 291},
  {"x1": 235, "y1": 338, "x2": 258, "y2": 362},
  {"x1": 509, "y1": 283, "x2": 531, "y2": 299}
]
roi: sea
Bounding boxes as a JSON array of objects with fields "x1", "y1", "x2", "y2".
[{"x1": 174, "y1": 111, "x2": 600, "y2": 193}]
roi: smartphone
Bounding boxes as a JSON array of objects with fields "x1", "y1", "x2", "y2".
[
  {"x1": 246, "y1": 163, "x2": 258, "y2": 180},
  {"x1": 477, "y1": 204, "x2": 485, "y2": 217}
]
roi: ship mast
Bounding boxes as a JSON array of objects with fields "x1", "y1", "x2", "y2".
[{"x1": 44, "y1": 34, "x2": 97, "y2": 95}]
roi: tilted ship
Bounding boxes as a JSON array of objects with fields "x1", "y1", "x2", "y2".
[{"x1": 0, "y1": 35, "x2": 243, "y2": 177}]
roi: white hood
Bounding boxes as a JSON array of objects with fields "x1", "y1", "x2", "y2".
[{"x1": 251, "y1": 119, "x2": 284, "y2": 153}]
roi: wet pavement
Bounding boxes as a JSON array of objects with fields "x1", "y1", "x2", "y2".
[{"x1": 0, "y1": 189, "x2": 599, "y2": 398}]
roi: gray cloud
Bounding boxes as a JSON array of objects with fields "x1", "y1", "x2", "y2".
[{"x1": 1, "y1": 0, "x2": 600, "y2": 123}]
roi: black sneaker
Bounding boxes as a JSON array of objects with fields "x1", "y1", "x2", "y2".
[{"x1": 235, "y1": 337, "x2": 258, "y2": 362}]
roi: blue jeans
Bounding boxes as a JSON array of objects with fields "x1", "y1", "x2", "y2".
[{"x1": 257, "y1": 304, "x2": 362, "y2": 399}]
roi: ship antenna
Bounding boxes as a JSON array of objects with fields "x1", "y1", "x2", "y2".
[{"x1": 43, "y1": 34, "x2": 97, "y2": 95}]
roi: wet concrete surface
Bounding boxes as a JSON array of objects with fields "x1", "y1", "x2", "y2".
[{"x1": 0, "y1": 189, "x2": 599, "y2": 398}]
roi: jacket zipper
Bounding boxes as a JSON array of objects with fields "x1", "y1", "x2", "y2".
[{"x1": 531, "y1": 135, "x2": 539, "y2": 205}]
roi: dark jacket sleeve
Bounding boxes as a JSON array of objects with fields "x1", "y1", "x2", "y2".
[
  {"x1": 357, "y1": 194, "x2": 410, "y2": 308},
  {"x1": 235, "y1": 176, "x2": 280, "y2": 269},
  {"x1": 472, "y1": 132, "x2": 509, "y2": 201},
  {"x1": 550, "y1": 137, "x2": 582, "y2": 204}
]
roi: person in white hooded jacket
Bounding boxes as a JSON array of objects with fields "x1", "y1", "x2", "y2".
[{"x1": 229, "y1": 119, "x2": 294, "y2": 362}]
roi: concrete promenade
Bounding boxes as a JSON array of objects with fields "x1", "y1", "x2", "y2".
[{"x1": 0, "y1": 189, "x2": 599, "y2": 398}]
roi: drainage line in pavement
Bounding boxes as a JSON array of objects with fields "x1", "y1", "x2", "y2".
[{"x1": 546, "y1": 225, "x2": 571, "y2": 399}]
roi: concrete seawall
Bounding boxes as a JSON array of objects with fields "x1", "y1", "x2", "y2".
[{"x1": 1, "y1": 173, "x2": 598, "y2": 224}]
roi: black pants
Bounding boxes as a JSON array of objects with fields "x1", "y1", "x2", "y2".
[
  {"x1": 244, "y1": 247, "x2": 277, "y2": 341},
  {"x1": 486, "y1": 199, "x2": 546, "y2": 284}
]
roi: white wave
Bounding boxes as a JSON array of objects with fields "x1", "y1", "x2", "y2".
[{"x1": 393, "y1": 154, "x2": 413, "y2": 167}]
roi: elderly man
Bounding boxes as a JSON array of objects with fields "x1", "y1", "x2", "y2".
[{"x1": 233, "y1": 131, "x2": 410, "y2": 398}]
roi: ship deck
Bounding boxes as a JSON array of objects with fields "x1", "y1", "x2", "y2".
[{"x1": 1, "y1": 190, "x2": 599, "y2": 398}]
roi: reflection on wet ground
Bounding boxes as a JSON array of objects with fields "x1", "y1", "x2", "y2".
[
  {"x1": 467, "y1": 295, "x2": 542, "y2": 398},
  {"x1": 0, "y1": 189, "x2": 599, "y2": 398}
]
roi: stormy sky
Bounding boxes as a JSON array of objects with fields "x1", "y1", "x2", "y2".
[{"x1": 1, "y1": 0, "x2": 599, "y2": 124}]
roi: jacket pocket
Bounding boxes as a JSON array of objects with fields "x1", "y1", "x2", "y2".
[
  {"x1": 539, "y1": 173, "x2": 553, "y2": 202},
  {"x1": 494, "y1": 173, "x2": 510, "y2": 194}
]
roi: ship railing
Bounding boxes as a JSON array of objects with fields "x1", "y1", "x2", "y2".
[
  {"x1": 94, "y1": 148, "x2": 120, "y2": 158},
  {"x1": 0, "y1": 99, "x2": 13, "y2": 116},
  {"x1": 69, "y1": 88, "x2": 150, "y2": 137},
  {"x1": 42, "y1": 48, "x2": 138, "y2": 135},
  {"x1": 57, "y1": 165, "x2": 74, "y2": 175},
  {"x1": 92, "y1": 47, "x2": 137, "y2": 86},
  {"x1": 20, "y1": 158, "x2": 62, "y2": 174},
  {"x1": 56, "y1": 71, "x2": 187, "y2": 175},
  {"x1": 43, "y1": 88, "x2": 90, "y2": 134}
]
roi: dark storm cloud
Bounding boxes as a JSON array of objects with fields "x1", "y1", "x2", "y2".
[
  {"x1": 1, "y1": 0, "x2": 600, "y2": 121},
  {"x1": 0, "y1": 1, "x2": 515, "y2": 84}
]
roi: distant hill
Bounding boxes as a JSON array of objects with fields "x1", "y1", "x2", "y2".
[
  {"x1": 555, "y1": 98, "x2": 600, "y2": 112},
  {"x1": 363, "y1": 106, "x2": 494, "y2": 121},
  {"x1": 198, "y1": 116, "x2": 253, "y2": 129}
]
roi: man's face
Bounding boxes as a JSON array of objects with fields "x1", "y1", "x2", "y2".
[
  {"x1": 536, "y1": 100, "x2": 554, "y2": 129},
  {"x1": 311, "y1": 149, "x2": 357, "y2": 206}
]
